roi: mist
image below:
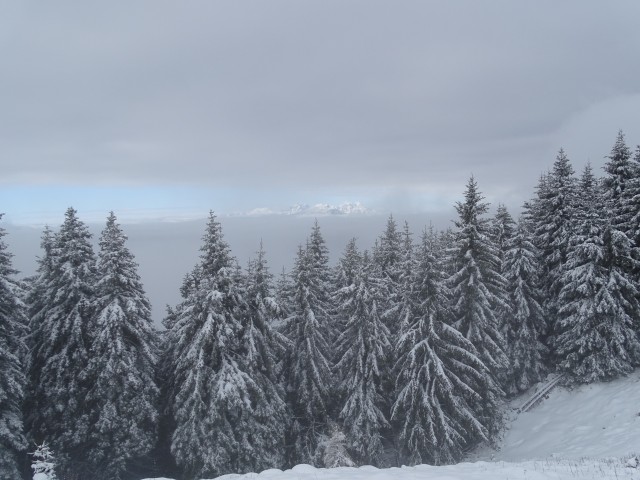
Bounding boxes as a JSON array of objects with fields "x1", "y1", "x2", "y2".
[{"x1": 5, "y1": 210, "x2": 456, "y2": 326}]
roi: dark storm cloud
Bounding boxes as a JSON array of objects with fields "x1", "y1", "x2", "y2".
[{"x1": 2, "y1": 1, "x2": 640, "y2": 205}]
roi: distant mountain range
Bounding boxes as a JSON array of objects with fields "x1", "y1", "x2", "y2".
[{"x1": 241, "y1": 202, "x2": 374, "y2": 217}]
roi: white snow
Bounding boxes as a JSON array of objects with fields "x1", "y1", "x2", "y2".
[
  {"x1": 142, "y1": 370, "x2": 640, "y2": 480},
  {"x1": 142, "y1": 460, "x2": 638, "y2": 480},
  {"x1": 474, "y1": 369, "x2": 640, "y2": 461}
]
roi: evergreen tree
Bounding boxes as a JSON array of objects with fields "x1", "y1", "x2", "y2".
[
  {"x1": 284, "y1": 241, "x2": 332, "y2": 465},
  {"x1": 490, "y1": 204, "x2": 517, "y2": 385},
  {"x1": 237, "y1": 241, "x2": 290, "y2": 472},
  {"x1": 332, "y1": 238, "x2": 363, "y2": 346},
  {"x1": 533, "y1": 150, "x2": 576, "y2": 339},
  {"x1": 31, "y1": 442, "x2": 57, "y2": 480},
  {"x1": 502, "y1": 218, "x2": 548, "y2": 395},
  {"x1": 164, "y1": 212, "x2": 254, "y2": 478},
  {"x1": 376, "y1": 215, "x2": 403, "y2": 335},
  {"x1": 84, "y1": 212, "x2": 159, "y2": 480},
  {"x1": 307, "y1": 220, "x2": 334, "y2": 333},
  {"x1": 555, "y1": 170, "x2": 640, "y2": 383},
  {"x1": 0, "y1": 215, "x2": 27, "y2": 479},
  {"x1": 334, "y1": 237, "x2": 361, "y2": 291},
  {"x1": 376, "y1": 214, "x2": 403, "y2": 283},
  {"x1": 603, "y1": 131, "x2": 635, "y2": 235},
  {"x1": 448, "y1": 177, "x2": 509, "y2": 381},
  {"x1": 491, "y1": 204, "x2": 516, "y2": 269},
  {"x1": 627, "y1": 145, "x2": 640, "y2": 248},
  {"x1": 334, "y1": 248, "x2": 390, "y2": 465},
  {"x1": 27, "y1": 207, "x2": 96, "y2": 478},
  {"x1": 396, "y1": 221, "x2": 416, "y2": 336},
  {"x1": 393, "y1": 229, "x2": 501, "y2": 465},
  {"x1": 274, "y1": 267, "x2": 292, "y2": 330},
  {"x1": 315, "y1": 422, "x2": 355, "y2": 468}
]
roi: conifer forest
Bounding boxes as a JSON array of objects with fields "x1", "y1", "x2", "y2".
[{"x1": 3, "y1": 132, "x2": 640, "y2": 480}]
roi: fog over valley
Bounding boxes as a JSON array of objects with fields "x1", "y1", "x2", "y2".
[{"x1": 5, "y1": 210, "x2": 455, "y2": 325}]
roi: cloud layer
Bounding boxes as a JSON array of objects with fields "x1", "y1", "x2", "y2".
[{"x1": 2, "y1": 1, "x2": 640, "y2": 213}]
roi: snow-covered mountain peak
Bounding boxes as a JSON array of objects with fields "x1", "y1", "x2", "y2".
[
  {"x1": 285, "y1": 201, "x2": 372, "y2": 216},
  {"x1": 238, "y1": 202, "x2": 374, "y2": 217}
]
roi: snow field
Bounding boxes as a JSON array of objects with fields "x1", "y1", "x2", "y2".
[
  {"x1": 475, "y1": 370, "x2": 640, "y2": 461},
  {"x1": 143, "y1": 458, "x2": 639, "y2": 480}
]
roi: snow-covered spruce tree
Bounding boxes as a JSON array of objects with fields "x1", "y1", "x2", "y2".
[
  {"x1": 334, "y1": 248, "x2": 390, "y2": 465},
  {"x1": 27, "y1": 207, "x2": 96, "y2": 478},
  {"x1": 395, "y1": 221, "x2": 416, "y2": 336},
  {"x1": 375, "y1": 215, "x2": 404, "y2": 336},
  {"x1": 491, "y1": 204, "x2": 516, "y2": 271},
  {"x1": 393, "y1": 228, "x2": 502, "y2": 466},
  {"x1": 602, "y1": 132, "x2": 640, "y2": 291},
  {"x1": 31, "y1": 442, "x2": 57, "y2": 480},
  {"x1": 627, "y1": 145, "x2": 640, "y2": 248},
  {"x1": 502, "y1": 218, "x2": 548, "y2": 395},
  {"x1": 555, "y1": 167, "x2": 640, "y2": 383},
  {"x1": 603, "y1": 131, "x2": 635, "y2": 235},
  {"x1": 306, "y1": 220, "x2": 336, "y2": 344},
  {"x1": 83, "y1": 212, "x2": 159, "y2": 480},
  {"x1": 382, "y1": 221, "x2": 416, "y2": 427},
  {"x1": 376, "y1": 214, "x2": 403, "y2": 284},
  {"x1": 532, "y1": 150, "x2": 577, "y2": 340},
  {"x1": 332, "y1": 238, "x2": 362, "y2": 348},
  {"x1": 448, "y1": 177, "x2": 509, "y2": 382},
  {"x1": 284, "y1": 240, "x2": 333, "y2": 465},
  {"x1": 334, "y1": 237, "x2": 361, "y2": 291},
  {"x1": 315, "y1": 422, "x2": 355, "y2": 468},
  {"x1": 235, "y1": 241, "x2": 290, "y2": 472},
  {"x1": 490, "y1": 204, "x2": 517, "y2": 386},
  {"x1": 0, "y1": 215, "x2": 28, "y2": 479},
  {"x1": 164, "y1": 212, "x2": 261, "y2": 478}
]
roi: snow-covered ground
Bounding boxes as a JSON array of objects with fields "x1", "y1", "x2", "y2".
[
  {"x1": 143, "y1": 370, "x2": 640, "y2": 480},
  {"x1": 146, "y1": 460, "x2": 638, "y2": 480},
  {"x1": 475, "y1": 369, "x2": 640, "y2": 461}
]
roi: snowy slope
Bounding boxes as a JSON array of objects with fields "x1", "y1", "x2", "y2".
[
  {"x1": 143, "y1": 371, "x2": 640, "y2": 480},
  {"x1": 475, "y1": 369, "x2": 640, "y2": 461},
  {"x1": 143, "y1": 460, "x2": 638, "y2": 480}
]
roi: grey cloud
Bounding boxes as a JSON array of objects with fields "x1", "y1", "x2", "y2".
[{"x1": 1, "y1": 1, "x2": 640, "y2": 203}]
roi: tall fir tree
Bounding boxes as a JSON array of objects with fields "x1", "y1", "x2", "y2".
[
  {"x1": 0, "y1": 215, "x2": 28, "y2": 479},
  {"x1": 284, "y1": 238, "x2": 333, "y2": 465},
  {"x1": 376, "y1": 214, "x2": 403, "y2": 284},
  {"x1": 627, "y1": 145, "x2": 640, "y2": 248},
  {"x1": 306, "y1": 220, "x2": 335, "y2": 340},
  {"x1": 334, "y1": 237, "x2": 361, "y2": 290},
  {"x1": 27, "y1": 207, "x2": 96, "y2": 479},
  {"x1": 491, "y1": 204, "x2": 516, "y2": 270},
  {"x1": 393, "y1": 228, "x2": 502, "y2": 466},
  {"x1": 376, "y1": 215, "x2": 404, "y2": 336},
  {"x1": 448, "y1": 177, "x2": 509, "y2": 382},
  {"x1": 84, "y1": 212, "x2": 159, "y2": 480},
  {"x1": 332, "y1": 238, "x2": 362, "y2": 342},
  {"x1": 533, "y1": 150, "x2": 576, "y2": 341},
  {"x1": 555, "y1": 168, "x2": 640, "y2": 382},
  {"x1": 164, "y1": 212, "x2": 257, "y2": 479},
  {"x1": 502, "y1": 218, "x2": 548, "y2": 395},
  {"x1": 237, "y1": 242, "x2": 290, "y2": 472},
  {"x1": 603, "y1": 131, "x2": 635, "y2": 235},
  {"x1": 334, "y1": 248, "x2": 390, "y2": 465},
  {"x1": 490, "y1": 204, "x2": 517, "y2": 386}
]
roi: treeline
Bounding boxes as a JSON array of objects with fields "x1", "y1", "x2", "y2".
[{"x1": 2, "y1": 132, "x2": 640, "y2": 479}]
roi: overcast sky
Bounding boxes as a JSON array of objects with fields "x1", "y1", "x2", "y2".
[
  {"x1": 2, "y1": 1, "x2": 640, "y2": 223},
  {"x1": 3, "y1": 2, "x2": 640, "y2": 323}
]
